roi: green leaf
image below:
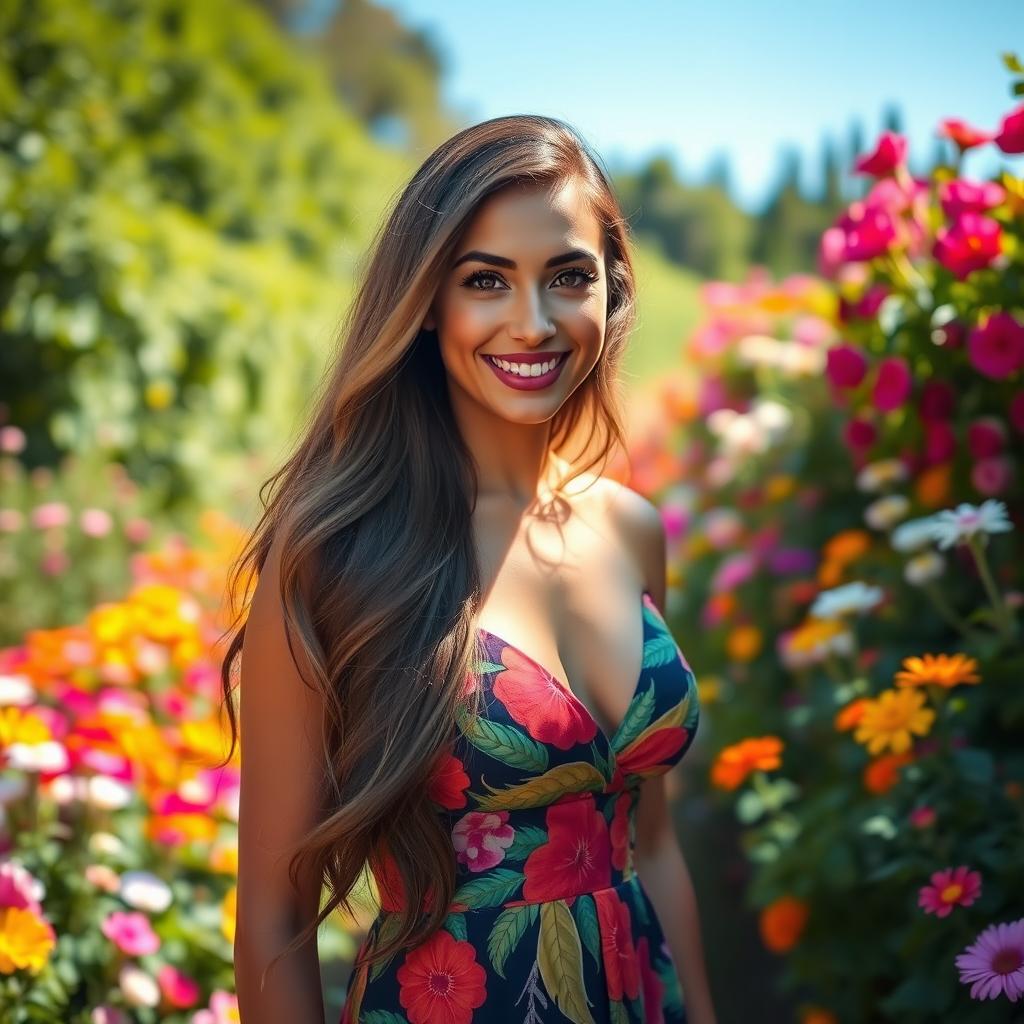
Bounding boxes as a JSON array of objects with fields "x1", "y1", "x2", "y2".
[
  {"x1": 572, "y1": 892, "x2": 601, "y2": 966},
  {"x1": 486, "y1": 905, "x2": 535, "y2": 979},
  {"x1": 453, "y1": 868, "x2": 524, "y2": 910},
  {"x1": 459, "y1": 716, "x2": 549, "y2": 772}
]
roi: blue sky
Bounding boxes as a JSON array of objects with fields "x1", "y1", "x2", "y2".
[{"x1": 301, "y1": 0, "x2": 1022, "y2": 213}]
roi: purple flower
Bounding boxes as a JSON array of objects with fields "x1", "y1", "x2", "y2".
[{"x1": 955, "y1": 917, "x2": 1024, "y2": 1002}]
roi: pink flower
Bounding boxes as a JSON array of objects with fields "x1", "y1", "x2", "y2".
[
  {"x1": 968, "y1": 312, "x2": 1024, "y2": 380},
  {"x1": 124, "y1": 517, "x2": 152, "y2": 544},
  {"x1": 967, "y1": 417, "x2": 1007, "y2": 459},
  {"x1": 451, "y1": 811, "x2": 515, "y2": 872},
  {"x1": 710, "y1": 551, "x2": 758, "y2": 593},
  {"x1": 871, "y1": 356, "x2": 912, "y2": 413},
  {"x1": 934, "y1": 212, "x2": 1003, "y2": 280},
  {"x1": 0, "y1": 427, "x2": 25, "y2": 455},
  {"x1": 938, "y1": 179, "x2": 1006, "y2": 218},
  {"x1": 825, "y1": 344, "x2": 869, "y2": 389},
  {"x1": 80, "y1": 508, "x2": 114, "y2": 538},
  {"x1": 972, "y1": 456, "x2": 1014, "y2": 497},
  {"x1": 854, "y1": 131, "x2": 908, "y2": 177},
  {"x1": 923, "y1": 420, "x2": 957, "y2": 464},
  {"x1": 919, "y1": 865, "x2": 982, "y2": 918},
  {"x1": 938, "y1": 117, "x2": 995, "y2": 152},
  {"x1": 918, "y1": 380, "x2": 956, "y2": 421},
  {"x1": 157, "y1": 964, "x2": 201, "y2": 1009},
  {"x1": 908, "y1": 805, "x2": 935, "y2": 828},
  {"x1": 843, "y1": 416, "x2": 877, "y2": 452},
  {"x1": 994, "y1": 103, "x2": 1024, "y2": 154},
  {"x1": 955, "y1": 917, "x2": 1024, "y2": 1002},
  {"x1": 100, "y1": 910, "x2": 161, "y2": 956},
  {"x1": 30, "y1": 502, "x2": 70, "y2": 530},
  {"x1": 839, "y1": 284, "x2": 889, "y2": 323},
  {"x1": 827, "y1": 205, "x2": 899, "y2": 263},
  {"x1": 0, "y1": 860, "x2": 44, "y2": 914},
  {"x1": 191, "y1": 990, "x2": 240, "y2": 1024}
]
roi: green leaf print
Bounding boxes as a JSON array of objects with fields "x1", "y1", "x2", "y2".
[
  {"x1": 630, "y1": 992, "x2": 646, "y2": 1021},
  {"x1": 487, "y1": 904, "x2": 536, "y2": 979},
  {"x1": 632, "y1": 886, "x2": 651, "y2": 928},
  {"x1": 503, "y1": 823, "x2": 547, "y2": 861},
  {"x1": 642, "y1": 632, "x2": 679, "y2": 668},
  {"x1": 591, "y1": 739, "x2": 608, "y2": 779},
  {"x1": 360, "y1": 1012, "x2": 407, "y2": 1024},
  {"x1": 613, "y1": 682, "x2": 656, "y2": 749},
  {"x1": 473, "y1": 658, "x2": 506, "y2": 675},
  {"x1": 453, "y1": 867, "x2": 524, "y2": 909},
  {"x1": 443, "y1": 913, "x2": 467, "y2": 942},
  {"x1": 571, "y1": 892, "x2": 601, "y2": 967},
  {"x1": 459, "y1": 715, "x2": 550, "y2": 772}
]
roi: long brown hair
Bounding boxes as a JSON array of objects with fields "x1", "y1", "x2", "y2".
[{"x1": 216, "y1": 113, "x2": 638, "y2": 984}]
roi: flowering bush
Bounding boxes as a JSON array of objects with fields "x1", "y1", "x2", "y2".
[
  {"x1": 0, "y1": 512, "x2": 371, "y2": 1020},
  {"x1": 626, "y1": 65, "x2": 1024, "y2": 1022}
]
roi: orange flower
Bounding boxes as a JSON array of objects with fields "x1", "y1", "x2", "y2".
[
  {"x1": 816, "y1": 559, "x2": 845, "y2": 589},
  {"x1": 726, "y1": 624, "x2": 762, "y2": 662},
  {"x1": 801, "y1": 1010, "x2": 838, "y2": 1024},
  {"x1": 0, "y1": 907, "x2": 57, "y2": 974},
  {"x1": 894, "y1": 653, "x2": 981, "y2": 689},
  {"x1": 759, "y1": 895, "x2": 808, "y2": 953},
  {"x1": 915, "y1": 462, "x2": 952, "y2": 508},
  {"x1": 823, "y1": 529, "x2": 872, "y2": 565},
  {"x1": 834, "y1": 698, "x2": 870, "y2": 732},
  {"x1": 863, "y1": 752, "x2": 915, "y2": 795},
  {"x1": 711, "y1": 736, "x2": 784, "y2": 790}
]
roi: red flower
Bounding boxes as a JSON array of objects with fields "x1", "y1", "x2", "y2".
[
  {"x1": 637, "y1": 935, "x2": 666, "y2": 1024},
  {"x1": 427, "y1": 751, "x2": 470, "y2": 810},
  {"x1": 396, "y1": 928, "x2": 488, "y2": 1024},
  {"x1": 938, "y1": 117, "x2": 995, "y2": 152},
  {"x1": 522, "y1": 794, "x2": 611, "y2": 901},
  {"x1": 608, "y1": 728, "x2": 689, "y2": 792},
  {"x1": 491, "y1": 646, "x2": 597, "y2": 750},
  {"x1": 871, "y1": 356, "x2": 912, "y2": 413},
  {"x1": 938, "y1": 179, "x2": 1006, "y2": 218},
  {"x1": 825, "y1": 344, "x2": 868, "y2": 390},
  {"x1": 610, "y1": 791, "x2": 632, "y2": 871},
  {"x1": 967, "y1": 312, "x2": 1024, "y2": 381},
  {"x1": 593, "y1": 888, "x2": 641, "y2": 1001},
  {"x1": 933, "y1": 212, "x2": 1003, "y2": 280}
]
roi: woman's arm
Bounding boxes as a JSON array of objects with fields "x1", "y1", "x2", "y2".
[
  {"x1": 610, "y1": 482, "x2": 718, "y2": 1023},
  {"x1": 234, "y1": 531, "x2": 328, "y2": 1023}
]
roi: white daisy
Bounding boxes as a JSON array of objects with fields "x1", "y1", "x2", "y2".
[
  {"x1": 891, "y1": 514, "x2": 941, "y2": 553},
  {"x1": 810, "y1": 581, "x2": 885, "y2": 619},
  {"x1": 927, "y1": 500, "x2": 1014, "y2": 550}
]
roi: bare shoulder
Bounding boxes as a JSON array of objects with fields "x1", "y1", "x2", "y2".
[{"x1": 584, "y1": 477, "x2": 667, "y2": 605}]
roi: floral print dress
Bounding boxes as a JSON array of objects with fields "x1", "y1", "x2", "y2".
[{"x1": 342, "y1": 590, "x2": 701, "y2": 1024}]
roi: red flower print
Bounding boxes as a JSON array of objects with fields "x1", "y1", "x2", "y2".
[
  {"x1": 369, "y1": 843, "x2": 435, "y2": 914},
  {"x1": 428, "y1": 751, "x2": 470, "y2": 810},
  {"x1": 608, "y1": 728, "x2": 689, "y2": 792},
  {"x1": 636, "y1": 935, "x2": 665, "y2": 1024},
  {"x1": 610, "y1": 791, "x2": 632, "y2": 871},
  {"x1": 451, "y1": 811, "x2": 515, "y2": 872},
  {"x1": 491, "y1": 646, "x2": 598, "y2": 750},
  {"x1": 522, "y1": 794, "x2": 611, "y2": 901},
  {"x1": 396, "y1": 928, "x2": 488, "y2": 1024},
  {"x1": 593, "y1": 888, "x2": 641, "y2": 1001}
]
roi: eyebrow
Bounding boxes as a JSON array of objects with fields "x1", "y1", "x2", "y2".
[{"x1": 451, "y1": 247, "x2": 599, "y2": 271}]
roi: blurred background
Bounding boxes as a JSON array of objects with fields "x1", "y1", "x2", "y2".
[{"x1": 2, "y1": 2, "x2": 1023, "y2": 1022}]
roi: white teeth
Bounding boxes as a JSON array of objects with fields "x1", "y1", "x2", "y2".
[{"x1": 490, "y1": 355, "x2": 562, "y2": 376}]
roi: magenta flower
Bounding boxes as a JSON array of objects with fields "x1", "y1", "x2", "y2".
[
  {"x1": 994, "y1": 103, "x2": 1024, "y2": 155},
  {"x1": 919, "y1": 865, "x2": 982, "y2": 918},
  {"x1": 157, "y1": 964, "x2": 201, "y2": 1009},
  {"x1": 968, "y1": 312, "x2": 1024, "y2": 381},
  {"x1": 100, "y1": 910, "x2": 161, "y2": 956},
  {"x1": 938, "y1": 179, "x2": 1006, "y2": 218},
  {"x1": 918, "y1": 380, "x2": 957, "y2": 421},
  {"x1": 967, "y1": 417, "x2": 1007, "y2": 459},
  {"x1": 843, "y1": 416, "x2": 877, "y2": 452},
  {"x1": 955, "y1": 918, "x2": 1024, "y2": 1002},
  {"x1": 871, "y1": 356, "x2": 912, "y2": 413},
  {"x1": 854, "y1": 131, "x2": 908, "y2": 177},
  {"x1": 451, "y1": 811, "x2": 515, "y2": 872},
  {"x1": 934, "y1": 212, "x2": 1003, "y2": 280},
  {"x1": 825, "y1": 344, "x2": 868, "y2": 389},
  {"x1": 831, "y1": 205, "x2": 899, "y2": 263},
  {"x1": 908, "y1": 805, "x2": 935, "y2": 828}
]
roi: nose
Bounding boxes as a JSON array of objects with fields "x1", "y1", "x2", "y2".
[{"x1": 507, "y1": 288, "x2": 556, "y2": 347}]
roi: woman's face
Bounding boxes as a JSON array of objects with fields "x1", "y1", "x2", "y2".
[{"x1": 425, "y1": 177, "x2": 608, "y2": 425}]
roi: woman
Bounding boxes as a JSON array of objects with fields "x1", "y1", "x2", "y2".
[{"x1": 223, "y1": 114, "x2": 716, "y2": 1024}]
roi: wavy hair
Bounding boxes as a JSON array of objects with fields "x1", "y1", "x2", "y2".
[{"x1": 217, "y1": 113, "x2": 638, "y2": 986}]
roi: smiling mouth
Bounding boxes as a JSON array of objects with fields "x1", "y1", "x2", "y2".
[{"x1": 481, "y1": 350, "x2": 571, "y2": 391}]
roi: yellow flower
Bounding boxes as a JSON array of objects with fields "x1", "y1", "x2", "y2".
[
  {"x1": 894, "y1": 653, "x2": 981, "y2": 690},
  {"x1": 0, "y1": 708, "x2": 52, "y2": 747},
  {"x1": 854, "y1": 688, "x2": 935, "y2": 756},
  {"x1": 763, "y1": 474, "x2": 797, "y2": 502},
  {"x1": 222, "y1": 885, "x2": 237, "y2": 945},
  {"x1": 0, "y1": 907, "x2": 56, "y2": 975},
  {"x1": 726, "y1": 624, "x2": 762, "y2": 662}
]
